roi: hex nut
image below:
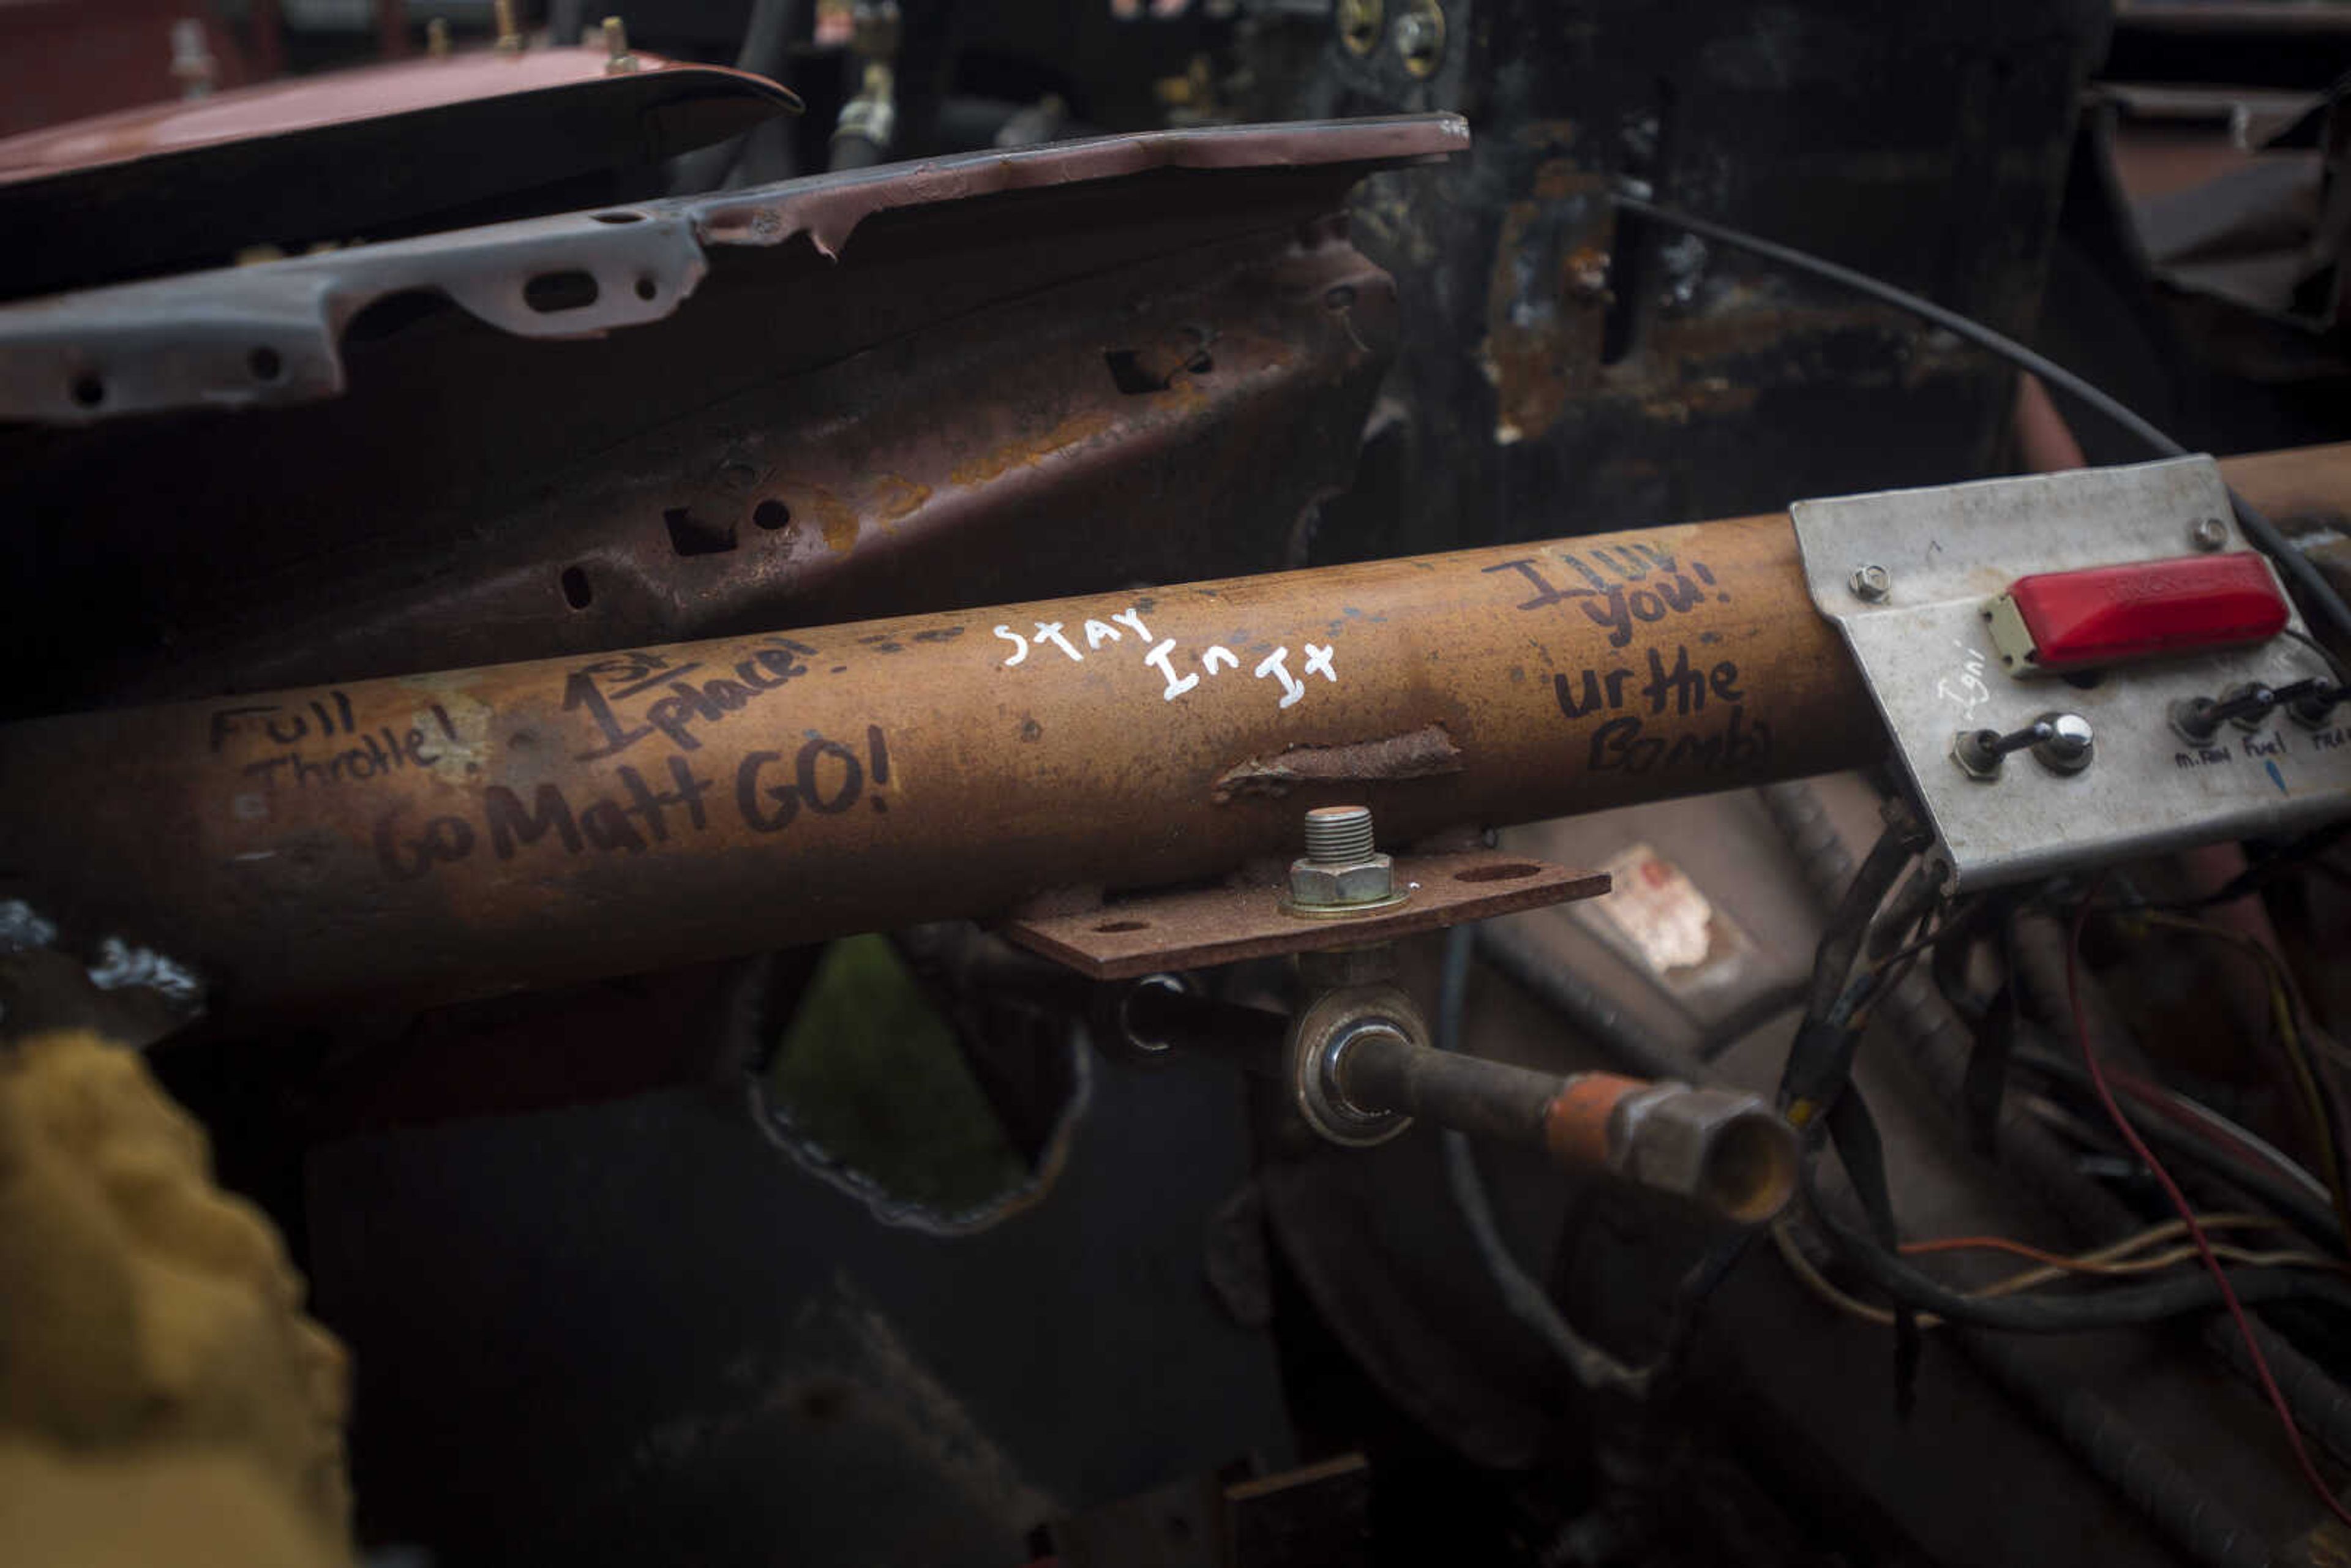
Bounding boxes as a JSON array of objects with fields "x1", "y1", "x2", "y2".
[
  {"x1": 2190, "y1": 517, "x2": 2229, "y2": 552},
  {"x1": 1848, "y1": 564, "x2": 1891, "y2": 602},
  {"x1": 1287, "y1": 851, "x2": 1395, "y2": 909},
  {"x1": 1609, "y1": 1082, "x2": 1798, "y2": 1223}
]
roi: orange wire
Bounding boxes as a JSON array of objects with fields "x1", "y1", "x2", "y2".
[{"x1": 1902, "y1": 1234, "x2": 2087, "y2": 1269}]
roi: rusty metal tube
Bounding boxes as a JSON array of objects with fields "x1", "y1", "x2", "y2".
[
  {"x1": 1336, "y1": 1040, "x2": 1798, "y2": 1223},
  {"x1": 2, "y1": 446, "x2": 2342, "y2": 1013}
]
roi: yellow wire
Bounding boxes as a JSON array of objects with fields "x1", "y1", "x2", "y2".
[
  {"x1": 2131, "y1": 910, "x2": 2351, "y2": 1253},
  {"x1": 1772, "y1": 1212, "x2": 2345, "y2": 1330}
]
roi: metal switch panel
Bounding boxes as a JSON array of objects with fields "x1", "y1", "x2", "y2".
[{"x1": 1790, "y1": 456, "x2": 2351, "y2": 890}]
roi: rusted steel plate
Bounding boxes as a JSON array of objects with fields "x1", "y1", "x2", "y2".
[{"x1": 1000, "y1": 849, "x2": 1612, "y2": 979}]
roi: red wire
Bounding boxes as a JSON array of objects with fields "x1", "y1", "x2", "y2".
[{"x1": 2067, "y1": 888, "x2": 2351, "y2": 1531}]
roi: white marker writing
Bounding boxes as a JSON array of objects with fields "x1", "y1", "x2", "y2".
[
  {"x1": 1303, "y1": 643, "x2": 1337, "y2": 683},
  {"x1": 994, "y1": 625, "x2": 1029, "y2": 667},
  {"x1": 1112, "y1": 609, "x2": 1152, "y2": 640},
  {"x1": 1146, "y1": 639, "x2": 1200, "y2": 701},
  {"x1": 1255, "y1": 647, "x2": 1305, "y2": 709},
  {"x1": 1083, "y1": 619, "x2": 1123, "y2": 648},
  {"x1": 1202, "y1": 645, "x2": 1240, "y2": 674},
  {"x1": 1033, "y1": 621, "x2": 1083, "y2": 662}
]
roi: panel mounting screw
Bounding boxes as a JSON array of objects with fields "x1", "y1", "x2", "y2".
[
  {"x1": 2190, "y1": 517, "x2": 2228, "y2": 552},
  {"x1": 1848, "y1": 564, "x2": 1891, "y2": 602},
  {"x1": 1394, "y1": 0, "x2": 1444, "y2": 77},
  {"x1": 493, "y1": 0, "x2": 521, "y2": 53},
  {"x1": 1335, "y1": 0, "x2": 1381, "y2": 56},
  {"x1": 426, "y1": 16, "x2": 451, "y2": 55}
]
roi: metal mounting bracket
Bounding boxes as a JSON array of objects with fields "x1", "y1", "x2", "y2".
[{"x1": 1001, "y1": 846, "x2": 1608, "y2": 978}]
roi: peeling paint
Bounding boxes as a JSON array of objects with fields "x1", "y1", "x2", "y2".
[{"x1": 1211, "y1": 722, "x2": 1464, "y2": 803}]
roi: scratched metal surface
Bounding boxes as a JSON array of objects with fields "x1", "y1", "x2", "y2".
[
  {"x1": 1002, "y1": 847, "x2": 1610, "y2": 978},
  {"x1": 1792, "y1": 455, "x2": 2351, "y2": 890},
  {"x1": 0, "y1": 511, "x2": 1873, "y2": 1013}
]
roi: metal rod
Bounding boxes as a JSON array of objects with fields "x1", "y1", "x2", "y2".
[{"x1": 3, "y1": 446, "x2": 2342, "y2": 1014}]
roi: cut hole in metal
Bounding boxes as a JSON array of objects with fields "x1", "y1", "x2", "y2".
[
  {"x1": 1104, "y1": 348, "x2": 1163, "y2": 395},
  {"x1": 560, "y1": 565, "x2": 593, "y2": 609},
  {"x1": 1454, "y1": 862, "x2": 1541, "y2": 882},
  {"x1": 1093, "y1": 919, "x2": 1150, "y2": 933},
  {"x1": 69, "y1": 374, "x2": 103, "y2": 408},
  {"x1": 753, "y1": 933, "x2": 1091, "y2": 1235},
  {"x1": 523, "y1": 269, "x2": 600, "y2": 312},
  {"x1": 591, "y1": 210, "x2": 646, "y2": 224},
  {"x1": 662, "y1": 506, "x2": 738, "y2": 557},
  {"x1": 247, "y1": 346, "x2": 283, "y2": 382},
  {"x1": 634, "y1": 276, "x2": 657, "y2": 301},
  {"x1": 753, "y1": 499, "x2": 791, "y2": 530}
]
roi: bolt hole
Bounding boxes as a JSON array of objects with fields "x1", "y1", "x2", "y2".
[
  {"x1": 754, "y1": 498, "x2": 791, "y2": 530},
  {"x1": 1093, "y1": 919, "x2": 1149, "y2": 933},
  {"x1": 560, "y1": 565, "x2": 593, "y2": 609},
  {"x1": 247, "y1": 345, "x2": 283, "y2": 382},
  {"x1": 2060, "y1": 668, "x2": 2104, "y2": 691},
  {"x1": 523, "y1": 269, "x2": 600, "y2": 313},
  {"x1": 1455, "y1": 862, "x2": 1541, "y2": 883},
  {"x1": 634, "y1": 275, "x2": 657, "y2": 301},
  {"x1": 591, "y1": 210, "x2": 646, "y2": 224},
  {"x1": 69, "y1": 374, "x2": 104, "y2": 408},
  {"x1": 1104, "y1": 348, "x2": 1164, "y2": 395}
]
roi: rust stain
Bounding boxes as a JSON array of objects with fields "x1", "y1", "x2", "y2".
[
  {"x1": 947, "y1": 410, "x2": 1116, "y2": 489},
  {"x1": 797, "y1": 486, "x2": 861, "y2": 553},
  {"x1": 1211, "y1": 722, "x2": 1464, "y2": 803},
  {"x1": 1482, "y1": 169, "x2": 1614, "y2": 446},
  {"x1": 868, "y1": 473, "x2": 931, "y2": 522}
]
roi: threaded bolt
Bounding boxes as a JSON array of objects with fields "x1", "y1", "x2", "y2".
[{"x1": 1303, "y1": 805, "x2": 1376, "y2": 864}]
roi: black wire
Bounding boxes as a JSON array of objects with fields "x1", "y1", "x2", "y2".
[
  {"x1": 1800, "y1": 1110, "x2": 2351, "y2": 1330},
  {"x1": 2285, "y1": 626, "x2": 2351, "y2": 688},
  {"x1": 1437, "y1": 926, "x2": 1654, "y2": 1394},
  {"x1": 2149, "y1": 820, "x2": 2351, "y2": 912},
  {"x1": 1610, "y1": 190, "x2": 2351, "y2": 653},
  {"x1": 2006, "y1": 1039, "x2": 2344, "y2": 1248}
]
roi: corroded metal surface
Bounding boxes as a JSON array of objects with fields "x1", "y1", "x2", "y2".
[
  {"x1": 0, "y1": 112, "x2": 1467, "y2": 422},
  {"x1": 4, "y1": 444, "x2": 2342, "y2": 1014},
  {"x1": 2, "y1": 511, "x2": 1861, "y2": 1012},
  {"x1": 1002, "y1": 847, "x2": 1610, "y2": 979},
  {"x1": 0, "y1": 113, "x2": 1453, "y2": 721}
]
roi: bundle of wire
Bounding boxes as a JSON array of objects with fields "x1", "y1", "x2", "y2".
[{"x1": 1401, "y1": 187, "x2": 2351, "y2": 1529}]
